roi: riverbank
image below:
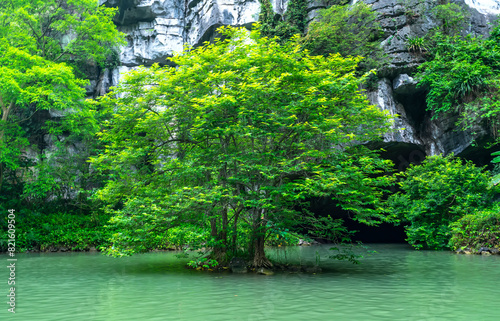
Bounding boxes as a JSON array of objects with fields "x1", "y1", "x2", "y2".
[
  {"x1": 2, "y1": 208, "x2": 499, "y2": 259},
  {"x1": 0, "y1": 210, "x2": 114, "y2": 253}
]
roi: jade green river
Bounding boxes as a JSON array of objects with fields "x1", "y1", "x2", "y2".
[{"x1": 1, "y1": 244, "x2": 499, "y2": 320}]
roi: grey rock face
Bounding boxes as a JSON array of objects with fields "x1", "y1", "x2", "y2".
[
  {"x1": 370, "y1": 0, "x2": 495, "y2": 77},
  {"x1": 103, "y1": 0, "x2": 492, "y2": 79},
  {"x1": 368, "y1": 0, "x2": 496, "y2": 157},
  {"x1": 367, "y1": 75, "x2": 488, "y2": 157},
  {"x1": 101, "y1": 0, "x2": 261, "y2": 70},
  {"x1": 367, "y1": 78, "x2": 422, "y2": 146},
  {"x1": 392, "y1": 74, "x2": 418, "y2": 96},
  {"x1": 97, "y1": 0, "x2": 496, "y2": 159}
]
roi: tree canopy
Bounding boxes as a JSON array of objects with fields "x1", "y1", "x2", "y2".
[
  {"x1": 0, "y1": 0, "x2": 124, "y2": 196},
  {"x1": 0, "y1": 0, "x2": 124, "y2": 71},
  {"x1": 93, "y1": 25, "x2": 393, "y2": 267}
]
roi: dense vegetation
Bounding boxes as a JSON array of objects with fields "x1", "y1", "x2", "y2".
[
  {"x1": 387, "y1": 155, "x2": 498, "y2": 250},
  {"x1": 0, "y1": 0, "x2": 124, "y2": 203},
  {"x1": 401, "y1": 2, "x2": 500, "y2": 251},
  {"x1": 1, "y1": 0, "x2": 500, "y2": 268},
  {"x1": 0, "y1": 0, "x2": 124, "y2": 252},
  {"x1": 301, "y1": 3, "x2": 385, "y2": 75},
  {"x1": 449, "y1": 204, "x2": 500, "y2": 252}
]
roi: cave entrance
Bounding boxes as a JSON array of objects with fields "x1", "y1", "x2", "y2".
[{"x1": 308, "y1": 197, "x2": 407, "y2": 244}]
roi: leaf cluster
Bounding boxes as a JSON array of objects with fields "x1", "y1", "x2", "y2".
[
  {"x1": 449, "y1": 204, "x2": 500, "y2": 251},
  {"x1": 386, "y1": 155, "x2": 497, "y2": 250},
  {"x1": 416, "y1": 32, "x2": 500, "y2": 117},
  {"x1": 0, "y1": 209, "x2": 114, "y2": 252},
  {"x1": 0, "y1": 0, "x2": 125, "y2": 71},
  {"x1": 300, "y1": 3, "x2": 385, "y2": 76},
  {"x1": 258, "y1": 0, "x2": 309, "y2": 41}
]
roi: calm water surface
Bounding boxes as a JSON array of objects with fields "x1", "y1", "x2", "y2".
[{"x1": 1, "y1": 244, "x2": 499, "y2": 321}]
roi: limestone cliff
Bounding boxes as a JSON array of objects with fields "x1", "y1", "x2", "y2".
[{"x1": 96, "y1": 0, "x2": 500, "y2": 165}]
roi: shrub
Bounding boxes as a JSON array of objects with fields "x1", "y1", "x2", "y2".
[
  {"x1": 407, "y1": 36, "x2": 426, "y2": 53},
  {"x1": 449, "y1": 205, "x2": 500, "y2": 251},
  {"x1": 258, "y1": 0, "x2": 308, "y2": 41},
  {"x1": 0, "y1": 210, "x2": 115, "y2": 252},
  {"x1": 431, "y1": 3, "x2": 468, "y2": 36},
  {"x1": 417, "y1": 33, "x2": 498, "y2": 117},
  {"x1": 301, "y1": 3, "x2": 385, "y2": 74},
  {"x1": 387, "y1": 155, "x2": 497, "y2": 250}
]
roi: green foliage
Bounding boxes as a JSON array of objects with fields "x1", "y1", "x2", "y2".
[
  {"x1": 0, "y1": 0, "x2": 124, "y2": 210},
  {"x1": 0, "y1": 0, "x2": 125, "y2": 70},
  {"x1": 187, "y1": 258, "x2": 220, "y2": 270},
  {"x1": 404, "y1": 1, "x2": 468, "y2": 56},
  {"x1": 266, "y1": 227, "x2": 303, "y2": 246},
  {"x1": 492, "y1": 151, "x2": 500, "y2": 187},
  {"x1": 0, "y1": 209, "x2": 114, "y2": 252},
  {"x1": 414, "y1": 2, "x2": 500, "y2": 140},
  {"x1": 406, "y1": 36, "x2": 426, "y2": 53},
  {"x1": 93, "y1": 25, "x2": 393, "y2": 266},
  {"x1": 21, "y1": 100, "x2": 104, "y2": 209},
  {"x1": 431, "y1": 3, "x2": 468, "y2": 36},
  {"x1": 386, "y1": 155, "x2": 497, "y2": 250},
  {"x1": 165, "y1": 225, "x2": 210, "y2": 250},
  {"x1": 102, "y1": 198, "x2": 186, "y2": 257},
  {"x1": 417, "y1": 32, "x2": 500, "y2": 119},
  {"x1": 301, "y1": 3, "x2": 385, "y2": 75},
  {"x1": 258, "y1": 0, "x2": 276, "y2": 38},
  {"x1": 413, "y1": 24, "x2": 500, "y2": 197},
  {"x1": 449, "y1": 204, "x2": 500, "y2": 251},
  {"x1": 259, "y1": 0, "x2": 309, "y2": 41},
  {"x1": 414, "y1": 18, "x2": 500, "y2": 196},
  {"x1": 0, "y1": 41, "x2": 87, "y2": 111},
  {"x1": 0, "y1": 41, "x2": 88, "y2": 192}
]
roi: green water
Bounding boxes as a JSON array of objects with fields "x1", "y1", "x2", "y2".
[{"x1": 1, "y1": 244, "x2": 499, "y2": 320}]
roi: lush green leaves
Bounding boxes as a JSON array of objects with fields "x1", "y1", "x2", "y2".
[
  {"x1": 431, "y1": 3, "x2": 468, "y2": 36},
  {"x1": 449, "y1": 204, "x2": 500, "y2": 251},
  {"x1": 0, "y1": 0, "x2": 125, "y2": 70},
  {"x1": 93, "y1": 26, "x2": 393, "y2": 264},
  {"x1": 301, "y1": 3, "x2": 385, "y2": 75},
  {"x1": 0, "y1": 209, "x2": 115, "y2": 252},
  {"x1": 386, "y1": 155, "x2": 497, "y2": 250},
  {"x1": 417, "y1": 33, "x2": 500, "y2": 117},
  {"x1": 0, "y1": 0, "x2": 124, "y2": 201},
  {"x1": 259, "y1": 0, "x2": 308, "y2": 41}
]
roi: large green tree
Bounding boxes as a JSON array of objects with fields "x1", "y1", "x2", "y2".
[
  {"x1": 0, "y1": 0, "x2": 124, "y2": 197},
  {"x1": 93, "y1": 26, "x2": 393, "y2": 267}
]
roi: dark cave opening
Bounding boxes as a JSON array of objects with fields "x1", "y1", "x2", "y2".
[
  {"x1": 308, "y1": 197, "x2": 408, "y2": 244},
  {"x1": 344, "y1": 220, "x2": 407, "y2": 243},
  {"x1": 377, "y1": 142, "x2": 426, "y2": 172},
  {"x1": 394, "y1": 90, "x2": 428, "y2": 128}
]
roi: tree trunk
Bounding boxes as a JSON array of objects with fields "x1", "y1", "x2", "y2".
[
  {"x1": 252, "y1": 233, "x2": 273, "y2": 269},
  {"x1": 209, "y1": 207, "x2": 229, "y2": 264},
  {"x1": 231, "y1": 205, "x2": 242, "y2": 256},
  {"x1": 0, "y1": 99, "x2": 15, "y2": 193},
  {"x1": 250, "y1": 208, "x2": 273, "y2": 269}
]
